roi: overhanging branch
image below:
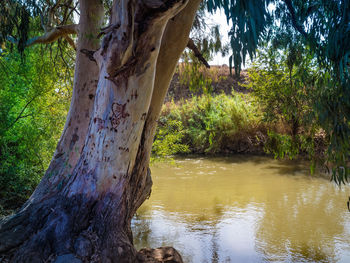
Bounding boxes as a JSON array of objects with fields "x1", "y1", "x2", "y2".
[
  {"x1": 284, "y1": 0, "x2": 308, "y2": 38},
  {"x1": 187, "y1": 38, "x2": 210, "y2": 68},
  {"x1": 7, "y1": 24, "x2": 78, "y2": 48},
  {"x1": 26, "y1": 24, "x2": 78, "y2": 47}
]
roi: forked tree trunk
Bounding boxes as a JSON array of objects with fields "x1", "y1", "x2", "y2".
[{"x1": 0, "y1": 0, "x2": 197, "y2": 262}]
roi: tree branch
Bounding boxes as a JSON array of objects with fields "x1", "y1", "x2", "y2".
[
  {"x1": 63, "y1": 35, "x2": 76, "y2": 50},
  {"x1": 6, "y1": 96, "x2": 37, "y2": 131},
  {"x1": 284, "y1": 0, "x2": 308, "y2": 38},
  {"x1": 26, "y1": 24, "x2": 78, "y2": 46},
  {"x1": 187, "y1": 38, "x2": 210, "y2": 68}
]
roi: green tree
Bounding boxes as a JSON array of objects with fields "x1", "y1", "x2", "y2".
[
  {"x1": 0, "y1": 45, "x2": 72, "y2": 214},
  {"x1": 246, "y1": 38, "x2": 319, "y2": 159}
]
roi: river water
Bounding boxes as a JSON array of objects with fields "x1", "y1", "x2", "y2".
[{"x1": 131, "y1": 155, "x2": 350, "y2": 263}]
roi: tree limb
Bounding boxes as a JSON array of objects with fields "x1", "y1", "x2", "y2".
[
  {"x1": 6, "y1": 96, "x2": 37, "y2": 131},
  {"x1": 63, "y1": 35, "x2": 76, "y2": 50},
  {"x1": 284, "y1": 0, "x2": 308, "y2": 38},
  {"x1": 187, "y1": 38, "x2": 210, "y2": 68},
  {"x1": 26, "y1": 24, "x2": 78, "y2": 46}
]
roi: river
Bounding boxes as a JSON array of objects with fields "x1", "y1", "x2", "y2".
[{"x1": 131, "y1": 155, "x2": 350, "y2": 263}]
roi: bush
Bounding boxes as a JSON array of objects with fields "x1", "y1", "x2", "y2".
[
  {"x1": 153, "y1": 93, "x2": 267, "y2": 155},
  {"x1": 244, "y1": 44, "x2": 323, "y2": 160},
  {"x1": 0, "y1": 46, "x2": 72, "y2": 214},
  {"x1": 152, "y1": 118, "x2": 189, "y2": 160}
]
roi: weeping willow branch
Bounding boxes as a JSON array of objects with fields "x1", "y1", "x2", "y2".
[{"x1": 187, "y1": 38, "x2": 210, "y2": 68}]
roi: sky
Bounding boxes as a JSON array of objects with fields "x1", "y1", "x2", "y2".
[
  {"x1": 209, "y1": 10, "x2": 231, "y2": 66},
  {"x1": 207, "y1": 10, "x2": 251, "y2": 68}
]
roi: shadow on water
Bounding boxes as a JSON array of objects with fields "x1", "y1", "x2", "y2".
[
  {"x1": 175, "y1": 153, "x2": 270, "y2": 165},
  {"x1": 176, "y1": 154, "x2": 332, "y2": 181}
]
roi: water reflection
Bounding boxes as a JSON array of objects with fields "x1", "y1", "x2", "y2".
[{"x1": 132, "y1": 156, "x2": 350, "y2": 262}]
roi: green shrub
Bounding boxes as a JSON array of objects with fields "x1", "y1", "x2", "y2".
[
  {"x1": 244, "y1": 44, "x2": 323, "y2": 160},
  {"x1": 154, "y1": 93, "x2": 266, "y2": 155},
  {"x1": 151, "y1": 118, "x2": 189, "y2": 160},
  {"x1": 0, "y1": 46, "x2": 72, "y2": 214}
]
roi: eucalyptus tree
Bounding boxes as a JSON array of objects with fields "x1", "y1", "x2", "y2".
[{"x1": 0, "y1": 0, "x2": 349, "y2": 262}]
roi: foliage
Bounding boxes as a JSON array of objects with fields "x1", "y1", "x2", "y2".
[
  {"x1": 0, "y1": 45, "x2": 72, "y2": 214},
  {"x1": 206, "y1": 0, "x2": 273, "y2": 75},
  {"x1": 155, "y1": 93, "x2": 264, "y2": 154},
  {"x1": 245, "y1": 40, "x2": 322, "y2": 160},
  {"x1": 151, "y1": 118, "x2": 189, "y2": 161},
  {"x1": 0, "y1": 0, "x2": 77, "y2": 54},
  {"x1": 191, "y1": 3, "x2": 229, "y2": 59},
  {"x1": 271, "y1": 0, "x2": 350, "y2": 184},
  {"x1": 177, "y1": 61, "x2": 213, "y2": 95},
  {"x1": 180, "y1": 3, "x2": 229, "y2": 94}
]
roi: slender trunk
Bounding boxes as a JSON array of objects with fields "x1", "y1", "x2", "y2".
[
  {"x1": 131, "y1": 0, "x2": 202, "y2": 192},
  {"x1": 0, "y1": 1, "x2": 191, "y2": 262},
  {"x1": 30, "y1": 0, "x2": 104, "y2": 202},
  {"x1": 0, "y1": 0, "x2": 104, "y2": 261}
]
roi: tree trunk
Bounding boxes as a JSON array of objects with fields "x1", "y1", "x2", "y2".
[
  {"x1": 30, "y1": 0, "x2": 104, "y2": 202},
  {"x1": 0, "y1": 0, "x2": 196, "y2": 262},
  {"x1": 131, "y1": 0, "x2": 202, "y2": 191}
]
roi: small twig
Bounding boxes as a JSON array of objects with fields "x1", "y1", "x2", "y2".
[{"x1": 6, "y1": 96, "x2": 37, "y2": 131}]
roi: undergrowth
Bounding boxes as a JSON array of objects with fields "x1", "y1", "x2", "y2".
[{"x1": 153, "y1": 92, "x2": 268, "y2": 156}]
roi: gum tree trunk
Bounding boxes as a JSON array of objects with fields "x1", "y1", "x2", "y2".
[
  {"x1": 30, "y1": 0, "x2": 104, "y2": 201},
  {"x1": 0, "y1": 0, "x2": 194, "y2": 262},
  {"x1": 131, "y1": 0, "x2": 202, "y2": 192}
]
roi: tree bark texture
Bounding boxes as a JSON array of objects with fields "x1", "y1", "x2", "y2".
[
  {"x1": 0, "y1": 0, "x2": 201, "y2": 262},
  {"x1": 133, "y1": 0, "x2": 202, "y2": 175},
  {"x1": 30, "y1": 0, "x2": 104, "y2": 202}
]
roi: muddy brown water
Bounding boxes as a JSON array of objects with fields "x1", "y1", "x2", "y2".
[{"x1": 132, "y1": 155, "x2": 350, "y2": 263}]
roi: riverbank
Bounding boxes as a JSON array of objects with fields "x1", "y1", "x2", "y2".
[
  {"x1": 154, "y1": 93, "x2": 267, "y2": 156},
  {"x1": 152, "y1": 65, "x2": 327, "y2": 160}
]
